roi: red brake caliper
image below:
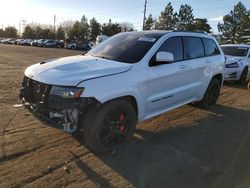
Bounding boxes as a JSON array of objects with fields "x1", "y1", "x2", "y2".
[{"x1": 119, "y1": 114, "x2": 125, "y2": 133}]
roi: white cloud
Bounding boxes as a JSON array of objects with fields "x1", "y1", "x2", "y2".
[{"x1": 208, "y1": 16, "x2": 223, "y2": 22}]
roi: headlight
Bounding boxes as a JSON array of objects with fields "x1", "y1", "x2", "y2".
[
  {"x1": 50, "y1": 86, "x2": 84, "y2": 98},
  {"x1": 225, "y1": 62, "x2": 240, "y2": 68}
]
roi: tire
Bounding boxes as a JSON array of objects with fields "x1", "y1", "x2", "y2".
[
  {"x1": 238, "y1": 67, "x2": 248, "y2": 83},
  {"x1": 81, "y1": 99, "x2": 137, "y2": 153},
  {"x1": 196, "y1": 78, "x2": 221, "y2": 109},
  {"x1": 70, "y1": 46, "x2": 76, "y2": 50}
]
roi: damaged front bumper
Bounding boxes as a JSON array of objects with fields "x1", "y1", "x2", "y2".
[{"x1": 20, "y1": 76, "x2": 99, "y2": 133}]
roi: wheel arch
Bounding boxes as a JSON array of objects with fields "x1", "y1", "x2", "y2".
[
  {"x1": 212, "y1": 73, "x2": 223, "y2": 85},
  {"x1": 100, "y1": 95, "x2": 139, "y2": 119}
]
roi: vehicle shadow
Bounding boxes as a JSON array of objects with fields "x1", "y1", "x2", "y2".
[{"x1": 87, "y1": 104, "x2": 250, "y2": 188}]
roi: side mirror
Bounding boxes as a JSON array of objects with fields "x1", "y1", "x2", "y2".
[{"x1": 156, "y1": 52, "x2": 174, "y2": 63}]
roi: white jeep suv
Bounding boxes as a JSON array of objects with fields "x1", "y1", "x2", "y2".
[
  {"x1": 20, "y1": 31, "x2": 225, "y2": 152},
  {"x1": 221, "y1": 44, "x2": 250, "y2": 82}
]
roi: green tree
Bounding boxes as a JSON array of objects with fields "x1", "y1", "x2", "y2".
[
  {"x1": 22, "y1": 25, "x2": 36, "y2": 39},
  {"x1": 218, "y1": 2, "x2": 249, "y2": 44},
  {"x1": 34, "y1": 26, "x2": 43, "y2": 39},
  {"x1": 4, "y1": 26, "x2": 18, "y2": 38},
  {"x1": 41, "y1": 28, "x2": 53, "y2": 39},
  {"x1": 156, "y1": 3, "x2": 177, "y2": 30},
  {"x1": 0, "y1": 29, "x2": 4, "y2": 37},
  {"x1": 101, "y1": 19, "x2": 121, "y2": 36},
  {"x1": 89, "y1": 17, "x2": 101, "y2": 41},
  {"x1": 144, "y1": 14, "x2": 154, "y2": 30},
  {"x1": 56, "y1": 26, "x2": 65, "y2": 40},
  {"x1": 80, "y1": 15, "x2": 90, "y2": 40},
  {"x1": 120, "y1": 22, "x2": 134, "y2": 32},
  {"x1": 61, "y1": 20, "x2": 76, "y2": 39},
  {"x1": 192, "y1": 18, "x2": 211, "y2": 33},
  {"x1": 176, "y1": 4, "x2": 194, "y2": 31},
  {"x1": 241, "y1": 10, "x2": 250, "y2": 44},
  {"x1": 68, "y1": 21, "x2": 89, "y2": 41}
]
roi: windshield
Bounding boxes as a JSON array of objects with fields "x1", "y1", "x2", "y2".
[
  {"x1": 221, "y1": 46, "x2": 249, "y2": 57},
  {"x1": 88, "y1": 32, "x2": 164, "y2": 63}
]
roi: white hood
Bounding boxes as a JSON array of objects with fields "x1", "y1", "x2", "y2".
[
  {"x1": 25, "y1": 55, "x2": 132, "y2": 86},
  {"x1": 225, "y1": 55, "x2": 245, "y2": 65}
]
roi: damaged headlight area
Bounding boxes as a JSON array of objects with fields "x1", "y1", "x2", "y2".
[
  {"x1": 50, "y1": 86, "x2": 84, "y2": 98},
  {"x1": 20, "y1": 76, "x2": 99, "y2": 134},
  {"x1": 225, "y1": 62, "x2": 240, "y2": 68}
]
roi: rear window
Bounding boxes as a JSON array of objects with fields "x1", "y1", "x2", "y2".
[
  {"x1": 183, "y1": 37, "x2": 204, "y2": 59},
  {"x1": 202, "y1": 38, "x2": 220, "y2": 56},
  {"x1": 221, "y1": 46, "x2": 249, "y2": 57}
]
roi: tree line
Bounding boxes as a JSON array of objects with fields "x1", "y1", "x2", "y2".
[{"x1": 0, "y1": 1, "x2": 249, "y2": 44}]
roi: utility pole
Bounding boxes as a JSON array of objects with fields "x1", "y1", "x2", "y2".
[
  {"x1": 53, "y1": 14, "x2": 56, "y2": 39},
  {"x1": 19, "y1": 21, "x2": 21, "y2": 37},
  {"x1": 142, "y1": 0, "x2": 147, "y2": 30}
]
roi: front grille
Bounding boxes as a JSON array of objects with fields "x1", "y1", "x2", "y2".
[{"x1": 22, "y1": 76, "x2": 51, "y2": 104}]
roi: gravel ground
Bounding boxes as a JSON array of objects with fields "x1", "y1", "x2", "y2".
[{"x1": 0, "y1": 44, "x2": 249, "y2": 188}]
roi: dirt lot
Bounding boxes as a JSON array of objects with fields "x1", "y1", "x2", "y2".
[{"x1": 0, "y1": 44, "x2": 249, "y2": 188}]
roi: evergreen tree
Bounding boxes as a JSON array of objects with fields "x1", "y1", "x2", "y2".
[
  {"x1": 176, "y1": 4, "x2": 194, "y2": 31},
  {"x1": 144, "y1": 14, "x2": 154, "y2": 30},
  {"x1": 101, "y1": 19, "x2": 121, "y2": 36},
  {"x1": 120, "y1": 22, "x2": 134, "y2": 32},
  {"x1": 218, "y1": 2, "x2": 249, "y2": 44},
  {"x1": 80, "y1": 15, "x2": 90, "y2": 40},
  {"x1": 56, "y1": 26, "x2": 65, "y2": 40},
  {"x1": 90, "y1": 17, "x2": 101, "y2": 41},
  {"x1": 68, "y1": 15, "x2": 89, "y2": 41},
  {"x1": 0, "y1": 29, "x2": 4, "y2": 37},
  {"x1": 156, "y1": 3, "x2": 176, "y2": 30},
  {"x1": 22, "y1": 25, "x2": 36, "y2": 39},
  {"x1": 192, "y1": 18, "x2": 211, "y2": 33},
  {"x1": 4, "y1": 26, "x2": 18, "y2": 38}
]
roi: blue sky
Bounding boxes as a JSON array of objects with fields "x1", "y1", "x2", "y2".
[{"x1": 1, "y1": 0, "x2": 250, "y2": 34}]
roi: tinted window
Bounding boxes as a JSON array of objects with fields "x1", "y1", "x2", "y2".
[
  {"x1": 203, "y1": 38, "x2": 220, "y2": 56},
  {"x1": 157, "y1": 37, "x2": 183, "y2": 61},
  {"x1": 183, "y1": 37, "x2": 204, "y2": 59},
  {"x1": 221, "y1": 46, "x2": 249, "y2": 57},
  {"x1": 88, "y1": 32, "x2": 164, "y2": 63}
]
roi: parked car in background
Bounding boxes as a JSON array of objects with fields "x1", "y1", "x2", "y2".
[
  {"x1": 31, "y1": 39, "x2": 39, "y2": 46},
  {"x1": 8, "y1": 38, "x2": 17, "y2": 45},
  {"x1": 2, "y1": 38, "x2": 13, "y2": 44},
  {"x1": 14, "y1": 39, "x2": 25, "y2": 45},
  {"x1": 20, "y1": 31, "x2": 225, "y2": 153},
  {"x1": 66, "y1": 41, "x2": 91, "y2": 50},
  {"x1": 221, "y1": 44, "x2": 250, "y2": 83},
  {"x1": 20, "y1": 39, "x2": 33, "y2": 46},
  {"x1": 43, "y1": 40, "x2": 64, "y2": 48},
  {"x1": 37, "y1": 39, "x2": 47, "y2": 47},
  {"x1": 95, "y1": 35, "x2": 109, "y2": 46}
]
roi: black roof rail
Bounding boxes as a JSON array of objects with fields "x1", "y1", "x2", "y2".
[{"x1": 172, "y1": 30, "x2": 208, "y2": 34}]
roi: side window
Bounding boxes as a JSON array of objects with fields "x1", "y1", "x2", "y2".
[
  {"x1": 183, "y1": 37, "x2": 204, "y2": 59},
  {"x1": 157, "y1": 36, "x2": 183, "y2": 62},
  {"x1": 202, "y1": 38, "x2": 220, "y2": 56}
]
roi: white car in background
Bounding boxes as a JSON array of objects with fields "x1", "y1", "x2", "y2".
[
  {"x1": 95, "y1": 35, "x2": 109, "y2": 46},
  {"x1": 221, "y1": 44, "x2": 250, "y2": 82}
]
